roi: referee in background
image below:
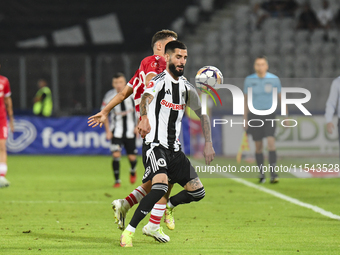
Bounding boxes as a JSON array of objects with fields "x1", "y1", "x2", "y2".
[
  {"x1": 325, "y1": 76, "x2": 340, "y2": 156},
  {"x1": 243, "y1": 56, "x2": 283, "y2": 184}
]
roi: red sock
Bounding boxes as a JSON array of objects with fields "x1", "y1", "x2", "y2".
[
  {"x1": 124, "y1": 186, "x2": 147, "y2": 209},
  {"x1": 148, "y1": 203, "x2": 166, "y2": 229}
]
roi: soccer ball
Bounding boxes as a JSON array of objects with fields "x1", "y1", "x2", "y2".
[{"x1": 195, "y1": 66, "x2": 223, "y2": 90}]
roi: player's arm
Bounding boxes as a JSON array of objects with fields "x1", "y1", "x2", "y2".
[
  {"x1": 4, "y1": 96, "x2": 14, "y2": 132},
  {"x1": 145, "y1": 73, "x2": 156, "y2": 88},
  {"x1": 88, "y1": 85, "x2": 133, "y2": 128},
  {"x1": 188, "y1": 83, "x2": 215, "y2": 165},
  {"x1": 194, "y1": 109, "x2": 215, "y2": 165},
  {"x1": 138, "y1": 92, "x2": 154, "y2": 139}
]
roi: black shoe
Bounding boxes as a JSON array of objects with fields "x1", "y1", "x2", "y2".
[
  {"x1": 270, "y1": 177, "x2": 279, "y2": 184},
  {"x1": 259, "y1": 178, "x2": 266, "y2": 184}
]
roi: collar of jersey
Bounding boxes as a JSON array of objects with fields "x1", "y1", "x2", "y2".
[
  {"x1": 254, "y1": 72, "x2": 269, "y2": 79},
  {"x1": 165, "y1": 69, "x2": 180, "y2": 83}
]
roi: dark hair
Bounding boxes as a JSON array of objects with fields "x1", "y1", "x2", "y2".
[
  {"x1": 151, "y1": 29, "x2": 178, "y2": 48},
  {"x1": 113, "y1": 72, "x2": 125, "y2": 79},
  {"x1": 165, "y1": 40, "x2": 187, "y2": 54},
  {"x1": 255, "y1": 55, "x2": 268, "y2": 62}
]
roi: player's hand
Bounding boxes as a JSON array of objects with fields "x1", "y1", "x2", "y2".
[
  {"x1": 326, "y1": 122, "x2": 334, "y2": 134},
  {"x1": 138, "y1": 116, "x2": 151, "y2": 139},
  {"x1": 106, "y1": 131, "x2": 113, "y2": 140},
  {"x1": 203, "y1": 142, "x2": 215, "y2": 165},
  {"x1": 88, "y1": 111, "x2": 107, "y2": 128},
  {"x1": 9, "y1": 119, "x2": 14, "y2": 132}
]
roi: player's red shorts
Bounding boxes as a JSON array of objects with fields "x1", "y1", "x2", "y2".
[
  {"x1": 189, "y1": 119, "x2": 202, "y2": 135},
  {"x1": 0, "y1": 118, "x2": 8, "y2": 139}
]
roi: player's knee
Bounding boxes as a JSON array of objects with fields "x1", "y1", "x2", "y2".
[
  {"x1": 188, "y1": 187, "x2": 205, "y2": 202},
  {"x1": 151, "y1": 182, "x2": 168, "y2": 197}
]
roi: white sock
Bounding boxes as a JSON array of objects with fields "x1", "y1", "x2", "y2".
[
  {"x1": 124, "y1": 186, "x2": 147, "y2": 209},
  {"x1": 148, "y1": 203, "x2": 166, "y2": 230},
  {"x1": 126, "y1": 224, "x2": 136, "y2": 233},
  {"x1": 0, "y1": 163, "x2": 7, "y2": 177},
  {"x1": 167, "y1": 200, "x2": 174, "y2": 209}
]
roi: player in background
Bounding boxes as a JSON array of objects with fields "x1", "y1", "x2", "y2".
[
  {"x1": 101, "y1": 73, "x2": 138, "y2": 188},
  {"x1": 0, "y1": 64, "x2": 14, "y2": 188},
  {"x1": 243, "y1": 56, "x2": 287, "y2": 184},
  {"x1": 120, "y1": 40, "x2": 215, "y2": 247},
  {"x1": 88, "y1": 30, "x2": 177, "y2": 241}
]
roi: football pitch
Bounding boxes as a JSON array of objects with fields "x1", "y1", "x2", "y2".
[{"x1": 1, "y1": 155, "x2": 340, "y2": 254}]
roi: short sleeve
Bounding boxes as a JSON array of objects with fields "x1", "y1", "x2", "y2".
[
  {"x1": 143, "y1": 56, "x2": 163, "y2": 76},
  {"x1": 187, "y1": 82, "x2": 201, "y2": 111},
  {"x1": 4, "y1": 78, "x2": 11, "y2": 97},
  {"x1": 144, "y1": 78, "x2": 162, "y2": 97},
  {"x1": 243, "y1": 78, "x2": 250, "y2": 94}
]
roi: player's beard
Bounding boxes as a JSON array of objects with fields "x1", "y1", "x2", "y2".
[{"x1": 169, "y1": 63, "x2": 184, "y2": 77}]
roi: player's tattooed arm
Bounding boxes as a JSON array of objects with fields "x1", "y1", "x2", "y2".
[
  {"x1": 194, "y1": 110, "x2": 212, "y2": 143},
  {"x1": 138, "y1": 92, "x2": 154, "y2": 138},
  {"x1": 194, "y1": 109, "x2": 215, "y2": 165},
  {"x1": 140, "y1": 93, "x2": 154, "y2": 117}
]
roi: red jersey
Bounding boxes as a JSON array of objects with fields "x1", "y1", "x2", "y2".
[
  {"x1": 127, "y1": 55, "x2": 166, "y2": 118},
  {"x1": 0, "y1": 75, "x2": 11, "y2": 120}
]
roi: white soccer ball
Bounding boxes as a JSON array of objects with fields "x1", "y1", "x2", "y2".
[{"x1": 195, "y1": 66, "x2": 223, "y2": 90}]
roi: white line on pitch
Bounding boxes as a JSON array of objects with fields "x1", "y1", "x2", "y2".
[
  {"x1": 4, "y1": 201, "x2": 107, "y2": 204},
  {"x1": 216, "y1": 171, "x2": 340, "y2": 220}
]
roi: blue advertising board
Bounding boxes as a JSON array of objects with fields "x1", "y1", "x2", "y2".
[{"x1": 7, "y1": 116, "x2": 221, "y2": 155}]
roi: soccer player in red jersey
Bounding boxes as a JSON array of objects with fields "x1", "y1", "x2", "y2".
[
  {"x1": 0, "y1": 65, "x2": 14, "y2": 188},
  {"x1": 88, "y1": 30, "x2": 177, "y2": 242}
]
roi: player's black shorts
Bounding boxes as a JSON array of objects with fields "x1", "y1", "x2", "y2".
[
  {"x1": 247, "y1": 112, "x2": 276, "y2": 141},
  {"x1": 141, "y1": 143, "x2": 198, "y2": 187},
  {"x1": 111, "y1": 136, "x2": 137, "y2": 155}
]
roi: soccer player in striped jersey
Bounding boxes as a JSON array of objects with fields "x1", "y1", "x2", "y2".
[
  {"x1": 88, "y1": 30, "x2": 177, "y2": 242},
  {"x1": 101, "y1": 73, "x2": 138, "y2": 188},
  {"x1": 120, "y1": 40, "x2": 215, "y2": 247}
]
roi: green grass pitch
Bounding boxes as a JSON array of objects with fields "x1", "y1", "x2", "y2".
[{"x1": 1, "y1": 155, "x2": 340, "y2": 254}]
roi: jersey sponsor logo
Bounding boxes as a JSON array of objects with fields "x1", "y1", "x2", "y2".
[
  {"x1": 151, "y1": 61, "x2": 159, "y2": 68},
  {"x1": 0, "y1": 84, "x2": 3, "y2": 90},
  {"x1": 165, "y1": 89, "x2": 171, "y2": 95},
  {"x1": 147, "y1": 80, "x2": 155, "y2": 89},
  {"x1": 160, "y1": 99, "x2": 185, "y2": 111},
  {"x1": 7, "y1": 119, "x2": 37, "y2": 153},
  {"x1": 157, "y1": 158, "x2": 167, "y2": 167}
]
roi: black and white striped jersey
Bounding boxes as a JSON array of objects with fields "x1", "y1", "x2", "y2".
[
  {"x1": 144, "y1": 70, "x2": 201, "y2": 151},
  {"x1": 101, "y1": 89, "x2": 136, "y2": 139}
]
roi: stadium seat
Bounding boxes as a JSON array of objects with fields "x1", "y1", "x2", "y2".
[
  {"x1": 199, "y1": 0, "x2": 214, "y2": 13},
  {"x1": 185, "y1": 5, "x2": 201, "y2": 25},
  {"x1": 279, "y1": 18, "x2": 295, "y2": 31},
  {"x1": 262, "y1": 18, "x2": 280, "y2": 31},
  {"x1": 264, "y1": 42, "x2": 279, "y2": 55},
  {"x1": 279, "y1": 30, "x2": 295, "y2": 43},
  {"x1": 295, "y1": 30, "x2": 310, "y2": 43},
  {"x1": 311, "y1": 29, "x2": 326, "y2": 43},
  {"x1": 279, "y1": 41, "x2": 295, "y2": 55},
  {"x1": 294, "y1": 42, "x2": 309, "y2": 54},
  {"x1": 171, "y1": 17, "x2": 185, "y2": 36},
  {"x1": 250, "y1": 30, "x2": 264, "y2": 44},
  {"x1": 219, "y1": 18, "x2": 234, "y2": 33},
  {"x1": 250, "y1": 43, "x2": 264, "y2": 56},
  {"x1": 235, "y1": 44, "x2": 249, "y2": 56}
]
